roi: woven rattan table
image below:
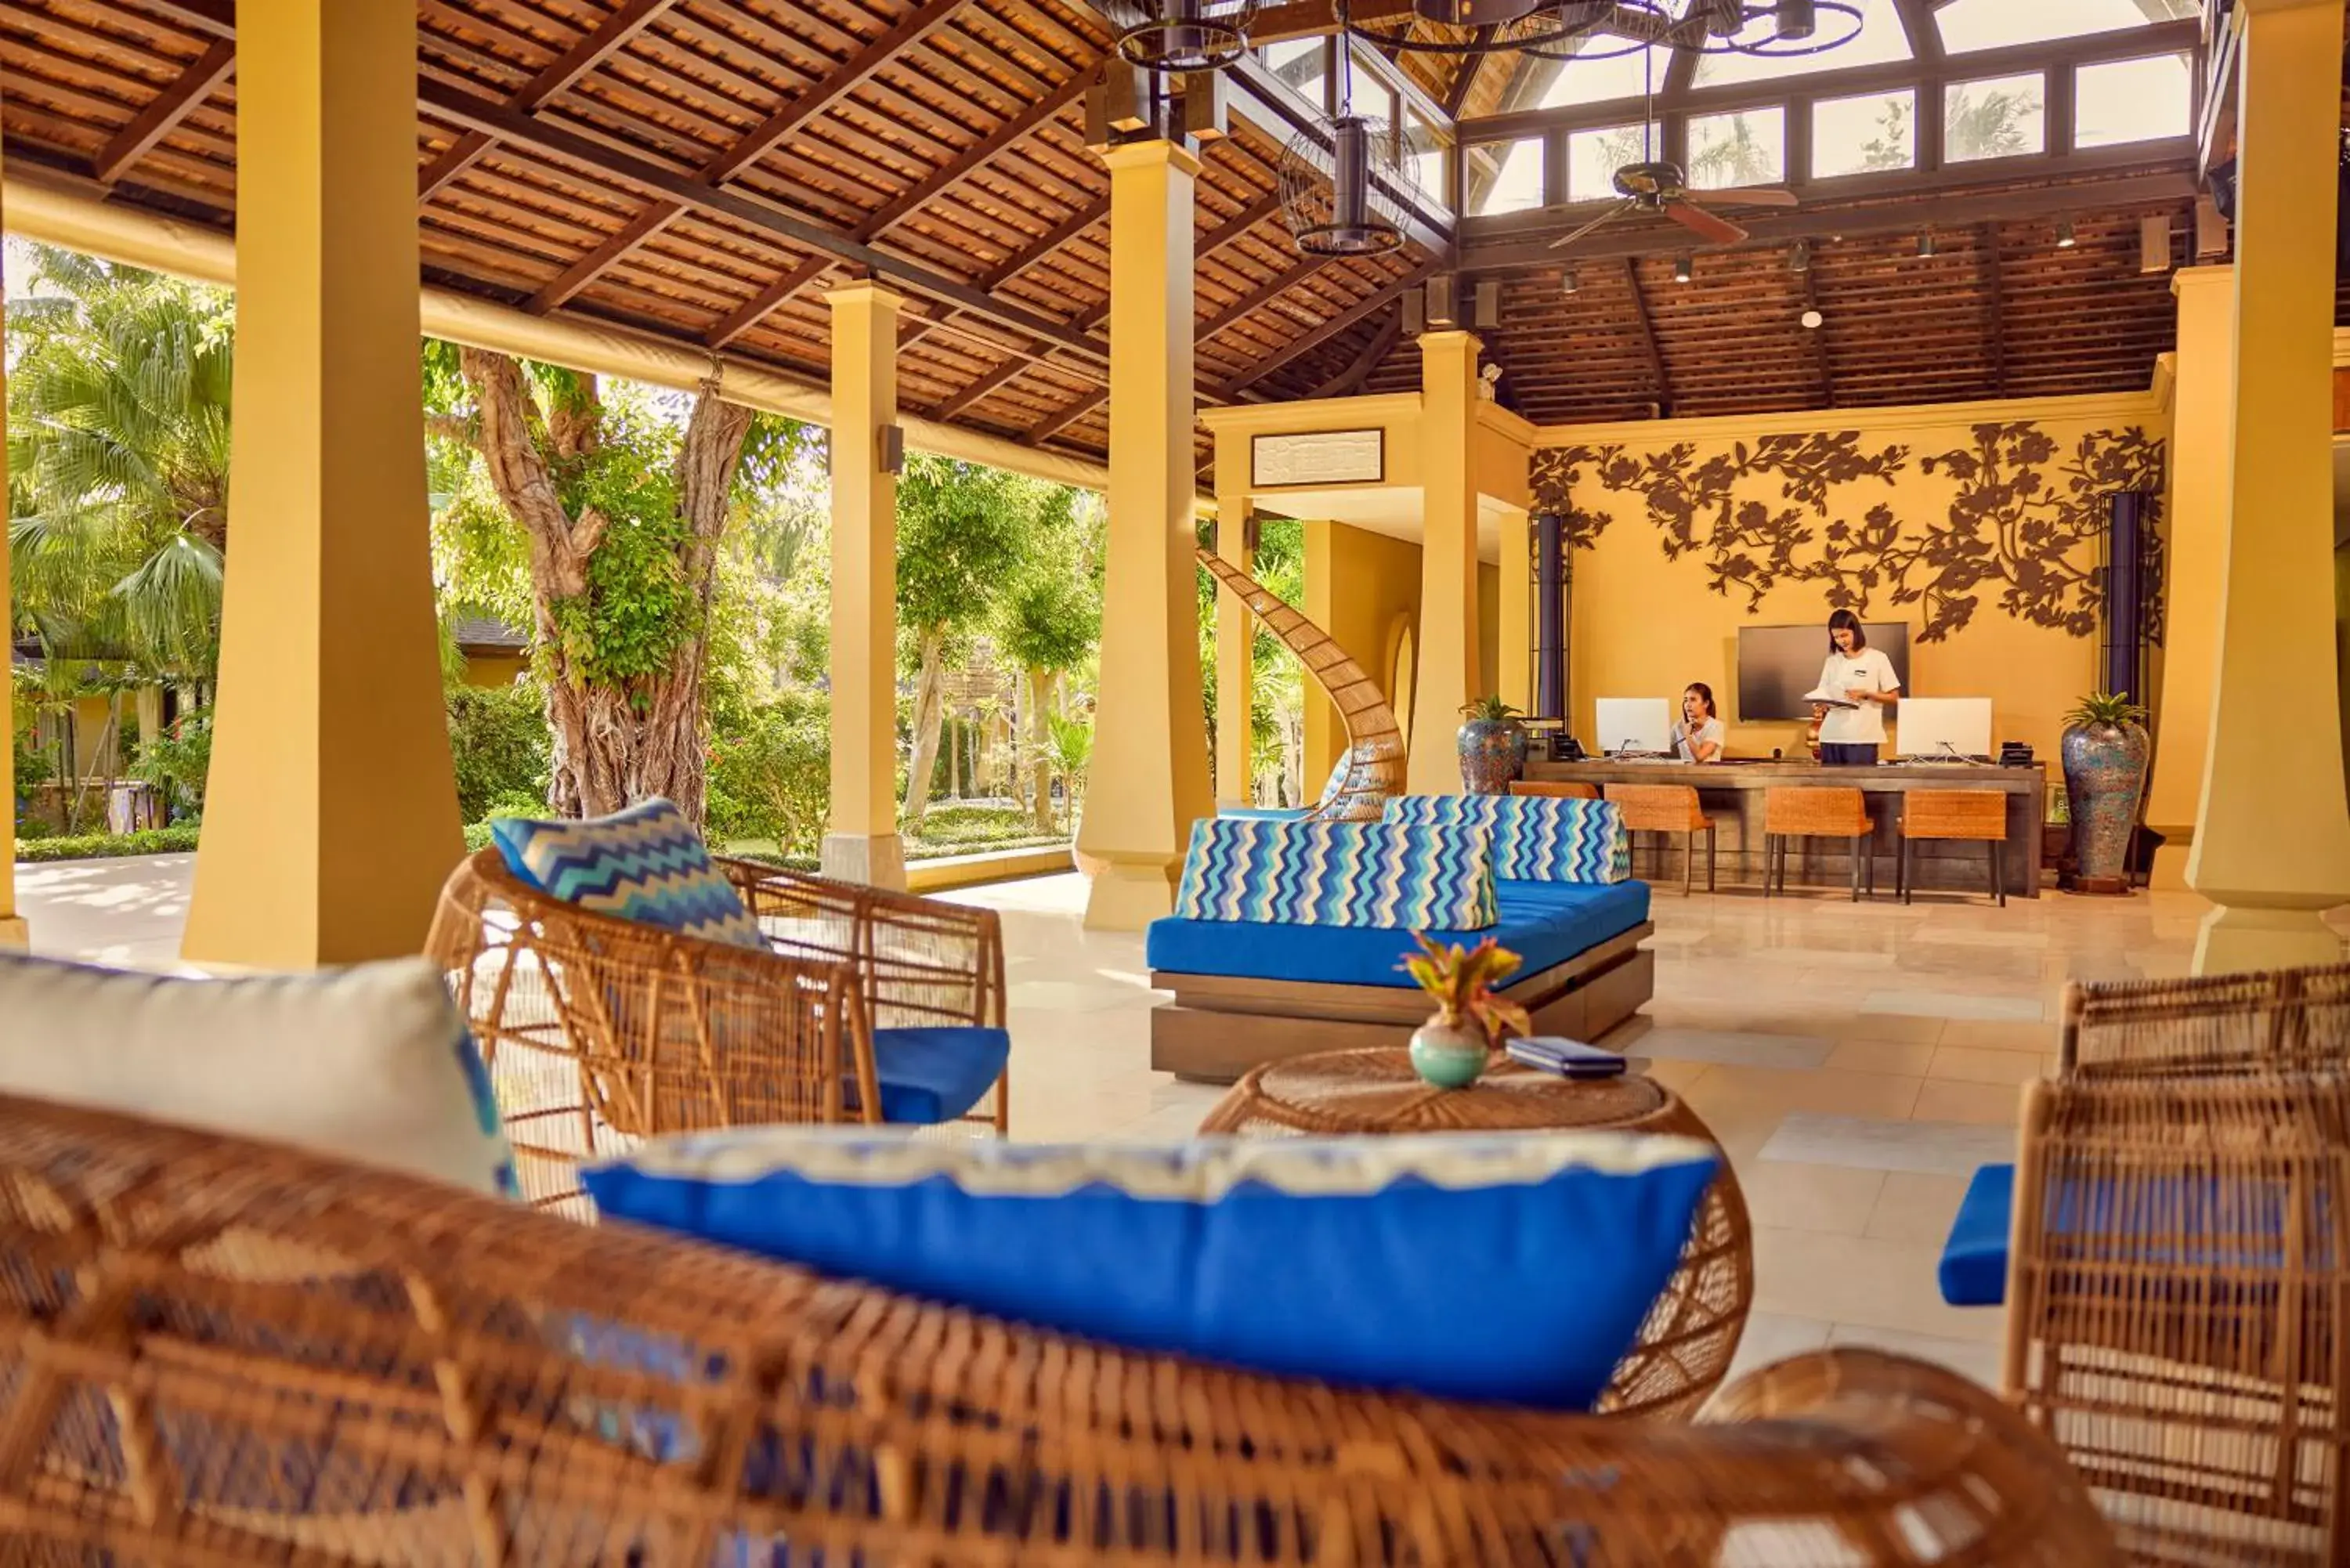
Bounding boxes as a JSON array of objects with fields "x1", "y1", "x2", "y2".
[{"x1": 1200, "y1": 1047, "x2": 1753, "y2": 1422}]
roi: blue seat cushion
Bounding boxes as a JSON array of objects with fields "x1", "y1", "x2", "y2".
[
  {"x1": 853, "y1": 1025, "x2": 1009, "y2": 1125},
  {"x1": 1939, "y1": 1162, "x2": 2014, "y2": 1306},
  {"x1": 584, "y1": 1128, "x2": 1719, "y2": 1411},
  {"x1": 1146, "y1": 879, "x2": 1650, "y2": 988}
]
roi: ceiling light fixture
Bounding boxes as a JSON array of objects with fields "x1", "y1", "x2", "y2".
[
  {"x1": 1113, "y1": 0, "x2": 1261, "y2": 72},
  {"x1": 1917, "y1": 231, "x2": 1936, "y2": 258},
  {"x1": 1788, "y1": 239, "x2": 1810, "y2": 273},
  {"x1": 1673, "y1": 253, "x2": 1694, "y2": 284},
  {"x1": 1278, "y1": 45, "x2": 1412, "y2": 257},
  {"x1": 1800, "y1": 307, "x2": 1824, "y2": 330},
  {"x1": 2055, "y1": 219, "x2": 2077, "y2": 249},
  {"x1": 1560, "y1": 268, "x2": 1579, "y2": 295}
]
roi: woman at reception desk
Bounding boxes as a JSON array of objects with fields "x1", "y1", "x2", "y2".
[
  {"x1": 1673, "y1": 683, "x2": 1725, "y2": 763},
  {"x1": 1812, "y1": 610, "x2": 1901, "y2": 767}
]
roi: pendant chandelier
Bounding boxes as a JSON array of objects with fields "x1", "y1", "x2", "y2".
[
  {"x1": 1337, "y1": 0, "x2": 1859, "y2": 64},
  {"x1": 1112, "y1": 0, "x2": 1264, "y2": 71},
  {"x1": 1278, "y1": 45, "x2": 1418, "y2": 256}
]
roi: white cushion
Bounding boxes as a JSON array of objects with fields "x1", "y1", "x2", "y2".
[{"x1": 0, "y1": 953, "x2": 518, "y2": 1198}]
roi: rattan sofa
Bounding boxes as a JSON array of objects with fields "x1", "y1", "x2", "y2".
[
  {"x1": 0, "y1": 1093, "x2": 2115, "y2": 1566},
  {"x1": 428, "y1": 847, "x2": 1009, "y2": 1212}
]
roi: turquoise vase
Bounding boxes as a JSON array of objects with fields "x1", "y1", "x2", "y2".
[
  {"x1": 1409, "y1": 1016, "x2": 1488, "y2": 1089},
  {"x1": 2060, "y1": 721, "x2": 2151, "y2": 883}
]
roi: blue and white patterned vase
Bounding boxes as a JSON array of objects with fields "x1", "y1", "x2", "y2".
[
  {"x1": 2060, "y1": 721, "x2": 2150, "y2": 884},
  {"x1": 1409, "y1": 1016, "x2": 1489, "y2": 1089},
  {"x1": 1457, "y1": 718, "x2": 1528, "y2": 796}
]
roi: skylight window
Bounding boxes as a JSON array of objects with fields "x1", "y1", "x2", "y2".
[
  {"x1": 1694, "y1": 0, "x2": 1910, "y2": 87},
  {"x1": 1945, "y1": 72, "x2": 2045, "y2": 162},
  {"x1": 1936, "y1": 0, "x2": 2196, "y2": 55},
  {"x1": 1260, "y1": 38, "x2": 1328, "y2": 110},
  {"x1": 1567, "y1": 121, "x2": 1662, "y2": 201},
  {"x1": 1812, "y1": 89, "x2": 1914, "y2": 178},
  {"x1": 2074, "y1": 54, "x2": 2193, "y2": 149},
  {"x1": 1530, "y1": 42, "x2": 1662, "y2": 109},
  {"x1": 1687, "y1": 107, "x2": 1784, "y2": 189},
  {"x1": 1466, "y1": 136, "x2": 1544, "y2": 216}
]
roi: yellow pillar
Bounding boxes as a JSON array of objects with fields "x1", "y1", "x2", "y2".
[
  {"x1": 0, "y1": 160, "x2": 20, "y2": 951},
  {"x1": 1302, "y1": 518, "x2": 1342, "y2": 791},
  {"x1": 1495, "y1": 508, "x2": 1531, "y2": 715},
  {"x1": 1080, "y1": 139, "x2": 1211, "y2": 930},
  {"x1": 1214, "y1": 498, "x2": 1254, "y2": 810},
  {"x1": 183, "y1": 0, "x2": 461, "y2": 969},
  {"x1": 2186, "y1": 0, "x2": 2350, "y2": 972},
  {"x1": 2146, "y1": 267, "x2": 2235, "y2": 891},
  {"x1": 1408, "y1": 329, "x2": 1483, "y2": 793},
  {"x1": 820, "y1": 280, "x2": 908, "y2": 891}
]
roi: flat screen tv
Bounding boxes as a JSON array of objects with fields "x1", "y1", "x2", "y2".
[{"x1": 1737, "y1": 622, "x2": 1911, "y2": 722}]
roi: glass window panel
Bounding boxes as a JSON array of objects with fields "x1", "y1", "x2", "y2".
[
  {"x1": 1567, "y1": 121, "x2": 1661, "y2": 202},
  {"x1": 1260, "y1": 38, "x2": 1328, "y2": 109},
  {"x1": 1936, "y1": 0, "x2": 2195, "y2": 54},
  {"x1": 1944, "y1": 72, "x2": 2044, "y2": 161},
  {"x1": 1350, "y1": 46, "x2": 1398, "y2": 126},
  {"x1": 1694, "y1": 0, "x2": 1910, "y2": 87},
  {"x1": 1528, "y1": 42, "x2": 1659, "y2": 108},
  {"x1": 1811, "y1": 89, "x2": 1915, "y2": 177},
  {"x1": 1687, "y1": 106, "x2": 1784, "y2": 189},
  {"x1": 1404, "y1": 111, "x2": 1450, "y2": 209},
  {"x1": 2075, "y1": 53, "x2": 2193, "y2": 148},
  {"x1": 1465, "y1": 135, "x2": 1543, "y2": 216}
]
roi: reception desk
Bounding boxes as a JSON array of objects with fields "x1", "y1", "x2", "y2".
[{"x1": 1521, "y1": 758, "x2": 2049, "y2": 899}]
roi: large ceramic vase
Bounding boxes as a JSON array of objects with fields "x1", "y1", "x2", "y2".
[
  {"x1": 2060, "y1": 721, "x2": 2151, "y2": 884},
  {"x1": 1458, "y1": 718, "x2": 1529, "y2": 795},
  {"x1": 1409, "y1": 1014, "x2": 1488, "y2": 1089}
]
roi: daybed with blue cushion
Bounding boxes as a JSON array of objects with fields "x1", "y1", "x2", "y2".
[{"x1": 1146, "y1": 796, "x2": 1655, "y2": 1082}]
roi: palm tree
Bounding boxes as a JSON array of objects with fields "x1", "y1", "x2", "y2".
[{"x1": 8, "y1": 247, "x2": 233, "y2": 680}]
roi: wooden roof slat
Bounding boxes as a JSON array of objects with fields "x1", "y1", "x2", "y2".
[
  {"x1": 1023, "y1": 384, "x2": 1106, "y2": 446},
  {"x1": 91, "y1": 34, "x2": 231, "y2": 183},
  {"x1": 520, "y1": 0, "x2": 681, "y2": 107}
]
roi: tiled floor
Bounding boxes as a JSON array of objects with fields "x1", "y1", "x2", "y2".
[{"x1": 19, "y1": 854, "x2": 2227, "y2": 1393}]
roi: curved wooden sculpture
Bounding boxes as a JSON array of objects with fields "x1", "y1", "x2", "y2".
[{"x1": 1198, "y1": 547, "x2": 1406, "y2": 821}]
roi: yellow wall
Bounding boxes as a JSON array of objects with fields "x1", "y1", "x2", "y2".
[
  {"x1": 1477, "y1": 562, "x2": 1500, "y2": 701},
  {"x1": 460, "y1": 651, "x2": 528, "y2": 689},
  {"x1": 1303, "y1": 519, "x2": 1423, "y2": 787},
  {"x1": 1535, "y1": 395, "x2": 2168, "y2": 765}
]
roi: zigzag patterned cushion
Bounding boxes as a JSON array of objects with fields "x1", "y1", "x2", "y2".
[
  {"x1": 490, "y1": 798, "x2": 765, "y2": 949},
  {"x1": 1383, "y1": 793, "x2": 1632, "y2": 883},
  {"x1": 1174, "y1": 817, "x2": 1496, "y2": 930}
]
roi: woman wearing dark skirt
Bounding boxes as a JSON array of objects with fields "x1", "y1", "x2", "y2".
[{"x1": 1810, "y1": 609, "x2": 1900, "y2": 766}]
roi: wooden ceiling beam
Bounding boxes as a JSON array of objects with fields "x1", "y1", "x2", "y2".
[
  {"x1": 931, "y1": 356, "x2": 1032, "y2": 421},
  {"x1": 1023, "y1": 385, "x2": 1107, "y2": 446},
  {"x1": 1198, "y1": 255, "x2": 1333, "y2": 342},
  {"x1": 517, "y1": 0, "x2": 682, "y2": 108},
  {"x1": 700, "y1": 0, "x2": 973, "y2": 185},
  {"x1": 93, "y1": 38, "x2": 236, "y2": 185},
  {"x1": 418, "y1": 131, "x2": 494, "y2": 203},
  {"x1": 1799, "y1": 262, "x2": 1833, "y2": 407},
  {"x1": 1304, "y1": 309, "x2": 1401, "y2": 399},
  {"x1": 1213, "y1": 258, "x2": 1442, "y2": 399},
  {"x1": 529, "y1": 199, "x2": 686, "y2": 313},
  {"x1": 704, "y1": 254, "x2": 833, "y2": 349},
  {"x1": 1977, "y1": 222, "x2": 2007, "y2": 397},
  {"x1": 862, "y1": 69, "x2": 1093, "y2": 243},
  {"x1": 1621, "y1": 257, "x2": 1672, "y2": 418},
  {"x1": 136, "y1": 0, "x2": 233, "y2": 40},
  {"x1": 1443, "y1": 38, "x2": 1497, "y2": 119}
]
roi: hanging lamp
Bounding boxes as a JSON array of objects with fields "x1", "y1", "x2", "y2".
[
  {"x1": 1278, "y1": 44, "x2": 1418, "y2": 256},
  {"x1": 1112, "y1": 0, "x2": 1263, "y2": 72}
]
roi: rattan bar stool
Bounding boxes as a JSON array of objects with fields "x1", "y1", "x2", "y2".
[
  {"x1": 1509, "y1": 779, "x2": 1600, "y2": 800},
  {"x1": 1898, "y1": 789, "x2": 2008, "y2": 906},
  {"x1": 1605, "y1": 782, "x2": 1717, "y2": 894},
  {"x1": 1762, "y1": 786, "x2": 1875, "y2": 901}
]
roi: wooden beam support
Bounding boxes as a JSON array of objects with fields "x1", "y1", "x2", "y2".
[
  {"x1": 1212, "y1": 258, "x2": 1442, "y2": 398},
  {"x1": 1977, "y1": 222, "x2": 2006, "y2": 397},
  {"x1": 516, "y1": 0, "x2": 680, "y2": 108},
  {"x1": 1799, "y1": 262, "x2": 1833, "y2": 407},
  {"x1": 1304, "y1": 308, "x2": 1401, "y2": 398},
  {"x1": 932, "y1": 356, "x2": 1032, "y2": 421},
  {"x1": 704, "y1": 254, "x2": 832, "y2": 348},
  {"x1": 1443, "y1": 38, "x2": 1495, "y2": 119},
  {"x1": 1621, "y1": 257, "x2": 1671, "y2": 418},
  {"x1": 418, "y1": 131, "x2": 494, "y2": 204},
  {"x1": 137, "y1": 0, "x2": 233, "y2": 40},
  {"x1": 94, "y1": 38, "x2": 236, "y2": 185},
  {"x1": 862, "y1": 70, "x2": 1094, "y2": 243},
  {"x1": 1197, "y1": 254, "x2": 1332, "y2": 342},
  {"x1": 529, "y1": 199, "x2": 686, "y2": 313},
  {"x1": 1023, "y1": 385, "x2": 1107, "y2": 446}
]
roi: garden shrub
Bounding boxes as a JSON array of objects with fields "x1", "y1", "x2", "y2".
[
  {"x1": 446, "y1": 681, "x2": 551, "y2": 822},
  {"x1": 707, "y1": 691, "x2": 830, "y2": 858},
  {"x1": 16, "y1": 826, "x2": 201, "y2": 862}
]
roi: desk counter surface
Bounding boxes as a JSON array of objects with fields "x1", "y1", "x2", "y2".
[{"x1": 1525, "y1": 758, "x2": 2044, "y2": 791}]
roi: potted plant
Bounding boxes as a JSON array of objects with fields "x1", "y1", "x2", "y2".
[
  {"x1": 2060, "y1": 691, "x2": 2150, "y2": 889},
  {"x1": 1401, "y1": 933, "x2": 1532, "y2": 1089},
  {"x1": 1456, "y1": 695, "x2": 1528, "y2": 794}
]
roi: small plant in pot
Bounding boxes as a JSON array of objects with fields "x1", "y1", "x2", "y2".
[
  {"x1": 1401, "y1": 933, "x2": 1532, "y2": 1089},
  {"x1": 1457, "y1": 695, "x2": 1528, "y2": 794},
  {"x1": 2060, "y1": 692, "x2": 2151, "y2": 890}
]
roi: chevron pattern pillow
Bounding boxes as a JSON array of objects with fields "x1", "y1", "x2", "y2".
[
  {"x1": 490, "y1": 798, "x2": 765, "y2": 949},
  {"x1": 1384, "y1": 793, "x2": 1632, "y2": 883},
  {"x1": 1174, "y1": 817, "x2": 1496, "y2": 930}
]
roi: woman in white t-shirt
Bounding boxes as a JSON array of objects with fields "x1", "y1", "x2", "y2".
[
  {"x1": 1811, "y1": 610, "x2": 1900, "y2": 766},
  {"x1": 1672, "y1": 682, "x2": 1725, "y2": 763}
]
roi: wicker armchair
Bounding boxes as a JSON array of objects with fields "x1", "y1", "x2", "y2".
[
  {"x1": 2006, "y1": 1072, "x2": 2350, "y2": 1566},
  {"x1": 2058, "y1": 963, "x2": 2350, "y2": 1081},
  {"x1": 0, "y1": 1093, "x2": 2117, "y2": 1566},
  {"x1": 427, "y1": 848, "x2": 1009, "y2": 1215}
]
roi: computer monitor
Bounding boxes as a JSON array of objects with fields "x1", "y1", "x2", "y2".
[
  {"x1": 1594, "y1": 697, "x2": 1674, "y2": 757},
  {"x1": 1895, "y1": 697, "x2": 1993, "y2": 761}
]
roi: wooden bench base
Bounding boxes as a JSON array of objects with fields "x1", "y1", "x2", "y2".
[{"x1": 1150, "y1": 923, "x2": 1657, "y2": 1084}]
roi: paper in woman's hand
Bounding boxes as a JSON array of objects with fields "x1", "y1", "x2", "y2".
[{"x1": 1801, "y1": 688, "x2": 1860, "y2": 710}]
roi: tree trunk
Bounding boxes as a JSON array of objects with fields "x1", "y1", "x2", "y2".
[
  {"x1": 902, "y1": 623, "x2": 949, "y2": 834},
  {"x1": 1025, "y1": 667, "x2": 1054, "y2": 833}
]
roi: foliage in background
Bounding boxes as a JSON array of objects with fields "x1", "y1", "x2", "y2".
[
  {"x1": 444, "y1": 681, "x2": 553, "y2": 822},
  {"x1": 128, "y1": 703, "x2": 211, "y2": 821},
  {"x1": 7, "y1": 247, "x2": 233, "y2": 680},
  {"x1": 14, "y1": 824, "x2": 200, "y2": 863},
  {"x1": 706, "y1": 687, "x2": 830, "y2": 858},
  {"x1": 1046, "y1": 711, "x2": 1093, "y2": 833},
  {"x1": 995, "y1": 488, "x2": 1102, "y2": 831}
]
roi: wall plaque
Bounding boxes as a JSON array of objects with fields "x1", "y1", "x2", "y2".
[{"x1": 1251, "y1": 428, "x2": 1384, "y2": 488}]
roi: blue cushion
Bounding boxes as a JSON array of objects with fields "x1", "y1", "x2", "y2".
[
  {"x1": 857, "y1": 1025, "x2": 1009, "y2": 1125},
  {"x1": 1175, "y1": 817, "x2": 1497, "y2": 930},
  {"x1": 584, "y1": 1129, "x2": 1719, "y2": 1411},
  {"x1": 1384, "y1": 793, "x2": 1632, "y2": 883},
  {"x1": 1939, "y1": 1162, "x2": 2014, "y2": 1306},
  {"x1": 1148, "y1": 879, "x2": 1651, "y2": 988},
  {"x1": 490, "y1": 797, "x2": 764, "y2": 949}
]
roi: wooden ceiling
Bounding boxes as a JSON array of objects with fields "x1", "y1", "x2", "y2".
[{"x1": 0, "y1": 0, "x2": 2239, "y2": 480}]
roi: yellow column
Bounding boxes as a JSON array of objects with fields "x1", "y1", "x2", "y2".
[
  {"x1": 1080, "y1": 139, "x2": 1211, "y2": 930},
  {"x1": 2146, "y1": 267, "x2": 2234, "y2": 891},
  {"x1": 1495, "y1": 508, "x2": 1531, "y2": 715},
  {"x1": 1214, "y1": 497, "x2": 1253, "y2": 810},
  {"x1": 2186, "y1": 0, "x2": 2350, "y2": 972},
  {"x1": 183, "y1": 0, "x2": 461, "y2": 969},
  {"x1": 0, "y1": 160, "x2": 20, "y2": 950},
  {"x1": 1302, "y1": 518, "x2": 1342, "y2": 790},
  {"x1": 1408, "y1": 329, "x2": 1483, "y2": 793},
  {"x1": 820, "y1": 280, "x2": 908, "y2": 891}
]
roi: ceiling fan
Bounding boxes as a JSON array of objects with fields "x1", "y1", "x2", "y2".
[{"x1": 1547, "y1": 160, "x2": 1798, "y2": 250}]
